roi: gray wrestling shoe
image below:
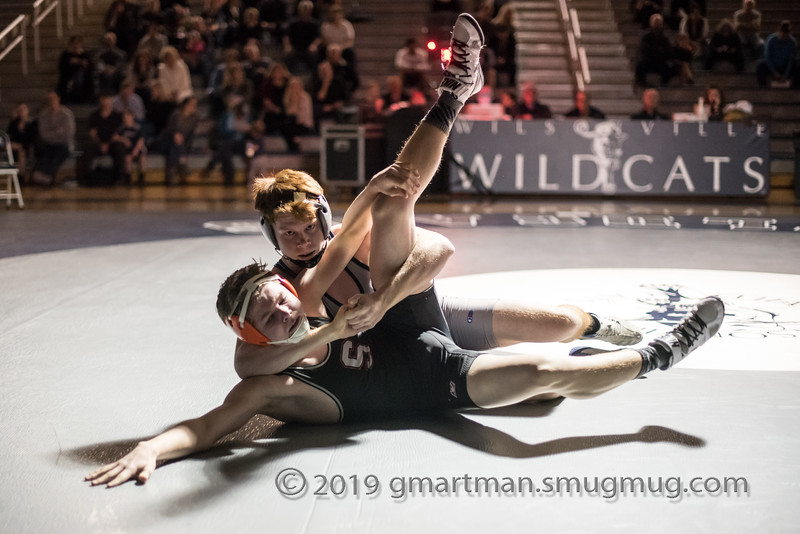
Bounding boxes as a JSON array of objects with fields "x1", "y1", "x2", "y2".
[
  {"x1": 569, "y1": 346, "x2": 612, "y2": 356},
  {"x1": 584, "y1": 315, "x2": 643, "y2": 345},
  {"x1": 438, "y1": 13, "x2": 485, "y2": 104}
]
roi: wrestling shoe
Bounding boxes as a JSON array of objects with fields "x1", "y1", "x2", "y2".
[
  {"x1": 585, "y1": 315, "x2": 643, "y2": 346},
  {"x1": 638, "y1": 296, "x2": 725, "y2": 375},
  {"x1": 569, "y1": 346, "x2": 612, "y2": 356},
  {"x1": 438, "y1": 13, "x2": 485, "y2": 104}
]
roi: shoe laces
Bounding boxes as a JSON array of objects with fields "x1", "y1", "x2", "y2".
[
  {"x1": 675, "y1": 315, "x2": 707, "y2": 352},
  {"x1": 445, "y1": 37, "x2": 474, "y2": 78}
]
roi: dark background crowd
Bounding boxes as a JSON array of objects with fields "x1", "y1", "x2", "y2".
[{"x1": 3, "y1": 0, "x2": 796, "y2": 189}]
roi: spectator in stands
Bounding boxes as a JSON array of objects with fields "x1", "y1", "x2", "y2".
[
  {"x1": 497, "y1": 88, "x2": 517, "y2": 118},
  {"x1": 493, "y1": 2, "x2": 516, "y2": 26},
  {"x1": 208, "y1": 49, "x2": 242, "y2": 117},
  {"x1": 513, "y1": 82, "x2": 552, "y2": 119},
  {"x1": 259, "y1": 62, "x2": 290, "y2": 137},
  {"x1": 111, "y1": 109, "x2": 146, "y2": 185},
  {"x1": 57, "y1": 35, "x2": 94, "y2": 104},
  {"x1": 128, "y1": 50, "x2": 157, "y2": 107},
  {"x1": 358, "y1": 79, "x2": 386, "y2": 123},
  {"x1": 144, "y1": 80, "x2": 175, "y2": 150},
  {"x1": 205, "y1": 61, "x2": 253, "y2": 175},
  {"x1": 79, "y1": 95, "x2": 123, "y2": 186},
  {"x1": 634, "y1": 13, "x2": 674, "y2": 88},
  {"x1": 321, "y1": 5, "x2": 356, "y2": 66},
  {"x1": 673, "y1": 33, "x2": 695, "y2": 85},
  {"x1": 312, "y1": 59, "x2": 347, "y2": 128},
  {"x1": 705, "y1": 19, "x2": 744, "y2": 72},
  {"x1": 394, "y1": 37, "x2": 430, "y2": 92},
  {"x1": 756, "y1": 20, "x2": 799, "y2": 88},
  {"x1": 32, "y1": 92, "x2": 75, "y2": 187},
  {"x1": 236, "y1": 7, "x2": 265, "y2": 49},
  {"x1": 140, "y1": 0, "x2": 166, "y2": 31},
  {"x1": 565, "y1": 90, "x2": 606, "y2": 119},
  {"x1": 474, "y1": 1, "x2": 497, "y2": 46},
  {"x1": 242, "y1": 39, "x2": 272, "y2": 112},
  {"x1": 201, "y1": 0, "x2": 223, "y2": 23},
  {"x1": 166, "y1": 4, "x2": 194, "y2": 43},
  {"x1": 694, "y1": 83, "x2": 725, "y2": 121},
  {"x1": 112, "y1": 80, "x2": 146, "y2": 124},
  {"x1": 181, "y1": 27, "x2": 209, "y2": 78},
  {"x1": 490, "y1": 22, "x2": 517, "y2": 89},
  {"x1": 104, "y1": 0, "x2": 140, "y2": 57},
  {"x1": 381, "y1": 75, "x2": 411, "y2": 112},
  {"x1": 678, "y1": 3, "x2": 708, "y2": 60},
  {"x1": 428, "y1": 0, "x2": 461, "y2": 34},
  {"x1": 137, "y1": 21, "x2": 169, "y2": 67},
  {"x1": 630, "y1": 87, "x2": 669, "y2": 119},
  {"x1": 158, "y1": 46, "x2": 194, "y2": 103},
  {"x1": 323, "y1": 44, "x2": 359, "y2": 97},
  {"x1": 219, "y1": 62, "x2": 254, "y2": 114},
  {"x1": 733, "y1": 0, "x2": 763, "y2": 58},
  {"x1": 7, "y1": 103, "x2": 37, "y2": 180},
  {"x1": 633, "y1": 0, "x2": 662, "y2": 29},
  {"x1": 721, "y1": 99, "x2": 754, "y2": 123},
  {"x1": 666, "y1": 0, "x2": 704, "y2": 30},
  {"x1": 163, "y1": 96, "x2": 200, "y2": 185},
  {"x1": 215, "y1": 99, "x2": 251, "y2": 185},
  {"x1": 284, "y1": 76, "x2": 315, "y2": 151},
  {"x1": 244, "y1": 119, "x2": 270, "y2": 185},
  {"x1": 95, "y1": 32, "x2": 128, "y2": 96},
  {"x1": 259, "y1": 0, "x2": 289, "y2": 45},
  {"x1": 215, "y1": 0, "x2": 243, "y2": 49},
  {"x1": 283, "y1": 0, "x2": 322, "y2": 75},
  {"x1": 383, "y1": 89, "x2": 429, "y2": 137}
]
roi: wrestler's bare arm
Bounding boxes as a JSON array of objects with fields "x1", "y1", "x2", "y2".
[
  {"x1": 233, "y1": 313, "x2": 350, "y2": 377},
  {"x1": 85, "y1": 376, "x2": 278, "y2": 487},
  {"x1": 345, "y1": 228, "x2": 455, "y2": 332},
  {"x1": 295, "y1": 163, "x2": 421, "y2": 309}
]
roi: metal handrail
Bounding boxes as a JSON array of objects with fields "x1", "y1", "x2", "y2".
[
  {"x1": 32, "y1": 0, "x2": 62, "y2": 63},
  {"x1": 559, "y1": 0, "x2": 592, "y2": 92},
  {"x1": 0, "y1": 15, "x2": 28, "y2": 102},
  {"x1": 0, "y1": 0, "x2": 98, "y2": 101}
]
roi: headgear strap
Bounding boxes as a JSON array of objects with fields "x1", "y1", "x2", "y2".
[{"x1": 219, "y1": 271, "x2": 300, "y2": 346}]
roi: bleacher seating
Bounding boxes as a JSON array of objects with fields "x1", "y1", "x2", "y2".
[{"x1": 0, "y1": 0, "x2": 795, "y2": 187}]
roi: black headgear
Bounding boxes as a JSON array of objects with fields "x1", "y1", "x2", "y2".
[{"x1": 260, "y1": 191, "x2": 333, "y2": 267}]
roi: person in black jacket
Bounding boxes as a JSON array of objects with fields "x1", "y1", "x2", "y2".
[
  {"x1": 631, "y1": 88, "x2": 670, "y2": 120},
  {"x1": 565, "y1": 90, "x2": 606, "y2": 119},
  {"x1": 634, "y1": 13, "x2": 674, "y2": 88},
  {"x1": 705, "y1": 19, "x2": 745, "y2": 72}
]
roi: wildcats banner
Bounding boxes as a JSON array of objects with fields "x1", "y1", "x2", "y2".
[{"x1": 449, "y1": 119, "x2": 770, "y2": 196}]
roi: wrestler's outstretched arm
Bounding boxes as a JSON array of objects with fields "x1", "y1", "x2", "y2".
[{"x1": 85, "y1": 377, "x2": 275, "y2": 488}]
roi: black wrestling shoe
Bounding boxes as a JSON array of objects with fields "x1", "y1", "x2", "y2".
[{"x1": 637, "y1": 296, "x2": 725, "y2": 376}]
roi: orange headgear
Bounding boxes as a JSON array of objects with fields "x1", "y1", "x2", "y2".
[{"x1": 219, "y1": 271, "x2": 299, "y2": 345}]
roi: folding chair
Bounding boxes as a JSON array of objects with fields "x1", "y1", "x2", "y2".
[{"x1": 0, "y1": 130, "x2": 24, "y2": 208}]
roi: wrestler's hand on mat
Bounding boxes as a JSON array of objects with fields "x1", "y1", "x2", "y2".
[
  {"x1": 369, "y1": 162, "x2": 421, "y2": 198},
  {"x1": 343, "y1": 293, "x2": 386, "y2": 332},
  {"x1": 85, "y1": 442, "x2": 157, "y2": 487}
]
